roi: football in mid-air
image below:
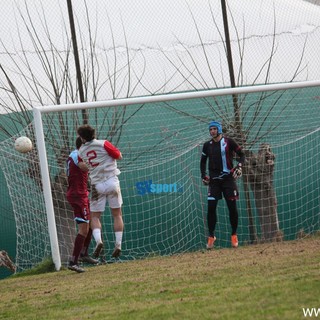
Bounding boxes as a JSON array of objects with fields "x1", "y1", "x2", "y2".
[{"x1": 14, "y1": 136, "x2": 33, "y2": 153}]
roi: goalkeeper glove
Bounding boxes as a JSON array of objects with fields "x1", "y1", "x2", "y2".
[
  {"x1": 232, "y1": 163, "x2": 242, "y2": 179},
  {"x1": 202, "y1": 176, "x2": 210, "y2": 185}
]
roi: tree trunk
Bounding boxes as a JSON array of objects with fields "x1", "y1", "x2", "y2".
[
  {"x1": 52, "y1": 173, "x2": 75, "y2": 264},
  {"x1": 242, "y1": 171, "x2": 258, "y2": 244},
  {"x1": 247, "y1": 143, "x2": 283, "y2": 242}
]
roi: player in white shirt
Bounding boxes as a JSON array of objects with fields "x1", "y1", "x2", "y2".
[{"x1": 77, "y1": 124, "x2": 124, "y2": 259}]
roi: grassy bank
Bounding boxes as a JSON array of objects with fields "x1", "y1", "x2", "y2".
[{"x1": 0, "y1": 236, "x2": 319, "y2": 320}]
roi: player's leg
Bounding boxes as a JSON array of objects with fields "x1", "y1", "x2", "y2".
[
  {"x1": 107, "y1": 176, "x2": 124, "y2": 258},
  {"x1": 226, "y1": 199, "x2": 239, "y2": 235},
  {"x1": 79, "y1": 227, "x2": 99, "y2": 264},
  {"x1": 90, "y1": 211, "x2": 104, "y2": 258},
  {"x1": 110, "y1": 207, "x2": 124, "y2": 258},
  {"x1": 68, "y1": 221, "x2": 88, "y2": 273},
  {"x1": 90, "y1": 211, "x2": 102, "y2": 243},
  {"x1": 207, "y1": 200, "x2": 218, "y2": 238},
  {"x1": 77, "y1": 198, "x2": 98, "y2": 263},
  {"x1": 68, "y1": 200, "x2": 89, "y2": 272},
  {"x1": 223, "y1": 177, "x2": 239, "y2": 247},
  {"x1": 90, "y1": 185, "x2": 106, "y2": 258},
  {"x1": 206, "y1": 182, "x2": 221, "y2": 249},
  {"x1": 81, "y1": 227, "x2": 92, "y2": 257},
  {"x1": 72, "y1": 222, "x2": 89, "y2": 262}
]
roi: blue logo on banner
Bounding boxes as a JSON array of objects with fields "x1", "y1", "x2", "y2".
[{"x1": 136, "y1": 180, "x2": 183, "y2": 195}]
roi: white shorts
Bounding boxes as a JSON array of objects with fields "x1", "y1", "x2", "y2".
[{"x1": 90, "y1": 176, "x2": 123, "y2": 212}]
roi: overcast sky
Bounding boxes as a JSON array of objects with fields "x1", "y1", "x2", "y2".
[
  {"x1": 1, "y1": 0, "x2": 320, "y2": 48},
  {"x1": 1, "y1": 0, "x2": 320, "y2": 109}
]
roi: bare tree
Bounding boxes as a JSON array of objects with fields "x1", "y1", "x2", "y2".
[
  {"x1": 0, "y1": 2, "x2": 153, "y2": 263},
  {"x1": 160, "y1": 3, "x2": 309, "y2": 242},
  {"x1": 0, "y1": 250, "x2": 16, "y2": 273},
  {"x1": 0, "y1": 1, "x2": 311, "y2": 265}
]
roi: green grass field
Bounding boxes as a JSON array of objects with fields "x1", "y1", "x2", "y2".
[{"x1": 0, "y1": 236, "x2": 319, "y2": 320}]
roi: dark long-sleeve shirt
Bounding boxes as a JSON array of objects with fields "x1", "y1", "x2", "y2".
[{"x1": 200, "y1": 136, "x2": 245, "y2": 179}]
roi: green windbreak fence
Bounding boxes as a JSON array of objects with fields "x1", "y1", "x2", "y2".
[
  {"x1": 0, "y1": 111, "x2": 27, "y2": 279},
  {"x1": 0, "y1": 168, "x2": 16, "y2": 280},
  {"x1": 0, "y1": 85, "x2": 319, "y2": 278}
]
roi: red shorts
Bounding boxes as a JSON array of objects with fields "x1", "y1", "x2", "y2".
[{"x1": 67, "y1": 195, "x2": 90, "y2": 223}]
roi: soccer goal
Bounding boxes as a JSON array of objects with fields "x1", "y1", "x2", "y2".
[{"x1": 0, "y1": 80, "x2": 319, "y2": 272}]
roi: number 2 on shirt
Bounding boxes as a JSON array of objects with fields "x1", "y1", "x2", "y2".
[{"x1": 86, "y1": 150, "x2": 99, "y2": 167}]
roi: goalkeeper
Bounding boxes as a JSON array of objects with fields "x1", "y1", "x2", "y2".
[{"x1": 200, "y1": 121, "x2": 245, "y2": 249}]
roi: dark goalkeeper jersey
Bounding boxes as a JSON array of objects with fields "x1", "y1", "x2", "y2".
[
  {"x1": 200, "y1": 136, "x2": 245, "y2": 178},
  {"x1": 66, "y1": 149, "x2": 89, "y2": 197}
]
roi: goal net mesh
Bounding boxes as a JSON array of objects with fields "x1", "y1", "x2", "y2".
[{"x1": 0, "y1": 83, "x2": 319, "y2": 271}]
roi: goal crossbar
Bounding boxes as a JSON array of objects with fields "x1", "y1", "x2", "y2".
[{"x1": 34, "y1": 80, "x2": 320, "y2": 113}]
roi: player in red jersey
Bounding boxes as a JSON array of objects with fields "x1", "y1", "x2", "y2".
[
  {"x1": 77, "y1": 125, "x2": 124, "y2": 259},
  {"x1": 66, "y1": 137, "x2": 98, "y2": 273}
]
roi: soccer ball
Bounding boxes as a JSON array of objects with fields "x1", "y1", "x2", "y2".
[{"x1": 14, "y1": 136, "x2": 33, "y2": 153}]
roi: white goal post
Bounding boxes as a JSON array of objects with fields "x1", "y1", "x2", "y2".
[{"x1": 32, "y1": 79, "x2": 320, "y2": 271}]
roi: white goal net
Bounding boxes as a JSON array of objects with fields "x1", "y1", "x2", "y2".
[{"x1": 0, "y1": 81, "x2": 319, "y2": 272}]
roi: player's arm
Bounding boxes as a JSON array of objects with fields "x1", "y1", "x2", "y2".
[
  {"x1": 235, "y1": 146, "x2": 245, "y2": 166},
  {"x1": 200, "y1": 143, "x2": 210, "y2": 185},
  {"x1": 77, "y1": 155, "x2": 89, "y2": 172},
  {"x1": 104, "y1": 140, "x2": 122, "y2": 160},
  {"x1": 229, "y1": 138, "x2": 245, "y2": 166},
  {"x1": 78, "y1": 162, "x2": 89, "y2": 172},
  {"x1": 231, "y1": 140, "x2": 245, "y2": 179},
  {"x1": 200, "y1": 143, "x2": 208, "y2": 178}
]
